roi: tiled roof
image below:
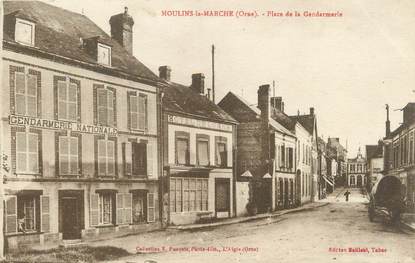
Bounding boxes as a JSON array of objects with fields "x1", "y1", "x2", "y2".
[
  {"x1": 3, "y1": 1, "x2": 159, "y2": 82},
  {"x1": 163, "y1": 82, "x2": 237, "y2": 124}
]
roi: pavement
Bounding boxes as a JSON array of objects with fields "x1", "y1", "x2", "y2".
[{"x1": 93, "y1": 187, "x2": 415, "y2": 263}]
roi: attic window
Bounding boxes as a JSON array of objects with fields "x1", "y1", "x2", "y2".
[
  {"x1": 15, "y1": 18, "x2": 35, "y2": 46},
  {"x1": 97, "y1": 43, "x2": 111, "y2": 66}
]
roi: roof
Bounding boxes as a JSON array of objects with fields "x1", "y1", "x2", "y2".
[
  {"x1": 290, "y1": 114, "x2": 316, "y2": 135},
  {"x1": 163, "y1": 82, "x2": 237, "y2": 124},
  {"x1": 218, "y1": 92, "x2": 294, "y2": 135},
  {"x1": 3, "y1": 1, "x2": 159, "y2": 83},
  {"x1": 366, "y1": 145, "x2": 383, "y2": 160}
]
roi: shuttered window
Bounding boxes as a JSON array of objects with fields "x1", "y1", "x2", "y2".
[
  {"x1": 197, "y1": 135, "x2": 209, "y2": 166},
  {"x1": 40, "y1": 195, "x2": 50, "y2": 232},
  {"x1": 147, "y1": 193, "x2": 155, "y2": 222},
  {"x1": 132, "y1": 142, "x2": 147, "y2": 176},
  {"x1": 90, "y1": 194, "x2": 99, "y2": 227},
  {"x1": 59, "y1": 136, "x2": 79, "y2": 175},
  {"x1": 98, "y1": 139, "x2": 115, "y2": 176},
  {"x1": 97, "y1": 88, "x2": 115, "y2": 126},
  {"x1": 16, "y1": 131, "x2": 39, "y2": 174},
  {"x1": 99, "y1": 193, "x2": 113, "y2": 225},
  {"x1": 215, "y1": 137, "x2": 228, "y2": 167},
  {"x1": 116, "y1": 193, "x2": 132, "y2": 225},
  {"x1": 15, "y1": 72, "x2": 37, "y2": 116},
  {"x1": 5, "y1": 196, "x2": 17, "y2": 234},
  {"x1": 147, "y1": 141, "x2": 154, "y2": 176},
  {"x1": 128, "y1": 93, "x2": 148, "y2": 131},
  {"x1": 57, "y1": 80, "x2": 78, "y2": 121}
]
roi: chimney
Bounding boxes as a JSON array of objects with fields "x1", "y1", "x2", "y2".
[
  {"x1": 109, "y1": 7, "x2": 134, "y2": 54},
  {"x1": 258, "y1": 84, "x2": 270, "y2": 121},
  {"x1": 191, "y1": 73, "x2": 205, "y2": 95},
  {"x1": 385, "y1": 104, "x2": 391, "y2": 137},
  {"x1": 310, "y1": 107, "x2": 315, "y2": 116},
  {"x1": 158, "y1": 66, "x2": 171, "y2": 81},
  {"x1": 270, "y1": 97, "x2": 284, "y2": 112}
]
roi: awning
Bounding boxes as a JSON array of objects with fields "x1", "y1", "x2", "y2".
[{"x1": 322, "y1": 176, "x2": 334, "y2": 187}]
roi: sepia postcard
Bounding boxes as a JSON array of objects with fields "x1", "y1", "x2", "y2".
[{"x1": 0, "y1": 0, "x2": 414, "y2": 262}]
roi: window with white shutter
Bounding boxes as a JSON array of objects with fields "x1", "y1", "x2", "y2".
[
  {"x1": 98, "y1": 139, "x2": 116, "y2": 176},
  {"x1": 16, "y1": 131, "x2": 39, "y2": 174},
  {"x1": 5, "y1": 195, "x2": 17, "y2": 234},
  {"x1": 116, "y1": 193, "x2": 124, "y2": 225},
  {"x1": 147, "y1": 193, "x2": 155, "y2": 222},
  {"x1": 59, "y1": 136, "x2": 79, "y2": 175},
  {"x1": 147, "y1": 141, "x2": 153, "y2": 176},
  {"x1": 57, "y1": 80, "x2": 78, "y2": 121},
  {"x1": 90, "y1": 194, "x2": 99, "y2": 227},
  {"x1": 97, "y1": 87, "x2": 115, "y2": 126},
  {"x1": 128, "y1": 93, "x2": 147, "y2": 131},
  {"x1": 15, "y1": 19, "x2": 35, "y2": 46},
  {"x1": 40, "y1": 195, "x2": 50, "y2": 232},
  {"x1": 123, "y1": 142, "x2": 133, "y2": 176},
  {"x1": 15, "y1": 72, "x2": 38, "y2": 117},
  {"x1": 124, "y1": 194, "x2": 132, "y2": 224}
]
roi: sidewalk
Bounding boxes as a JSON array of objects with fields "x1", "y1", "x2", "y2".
[{"x1": 168, "y1": 202, "x2": 329, "y2": 231}]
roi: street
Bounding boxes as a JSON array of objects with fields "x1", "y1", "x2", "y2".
[{"x1": 105, "y1": 188, "x2": 414, "y2": 263}]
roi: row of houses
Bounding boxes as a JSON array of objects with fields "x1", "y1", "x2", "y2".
[{"x1": 0, "y1": 1, "x2": 346, "y2": 252}]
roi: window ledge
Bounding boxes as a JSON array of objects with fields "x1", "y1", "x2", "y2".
[
  {"x1": 95, "y1": 224, "x2": 115, "y2": 228},
  {"x1": 6, "y1": 231, "x2": 43, "y2": 237}
]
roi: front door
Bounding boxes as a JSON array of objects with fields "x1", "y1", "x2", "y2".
[
  {"x1": 62, "y1": 197, "x2": 81, "y2": 240},
  {"x1": 215, "y1": 178, "x2": 230, "y2": 217},
  {"x1": 357, "y1": 175, "x2": 363, "y2": 187}
]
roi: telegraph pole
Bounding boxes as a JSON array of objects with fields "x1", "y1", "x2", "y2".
[{"x1": 211, "y1": 45, "x2": 215, "y2": 103}]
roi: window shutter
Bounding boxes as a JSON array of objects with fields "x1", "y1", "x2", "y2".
[
  {"x1": 40, "y1": 195, "x2": 50, "y2": 232},
  {"x1": 147, "y1": 141, "x2": 153, "y2": 176},
  {"x1": 90, "y1": 194, "x2": 99, "y2": 226},
  {"x1": 5, "y1": 195, "x2": 17, "y2": 234},
  {"x1": 124, "y1": 193, "x2": 132, "y2": 224},
  {"x1": 15, "y1": 72, "x2": 26, "y2": 115},
  {"x1": 130, "y1": 95, "x2": 138, "y2": 130},
  {"x1": 147, "y1": 193, "x2": 155, "y2": 223},
  {"x1": 116, "y1": 193, "x2": 124, "y2": 225},
  {"x1": 125, "y1": 142, "x2": 132, "y2": 175},
  {"x1": 97, "y1": 88, "x2": 107, "y2": 125}
]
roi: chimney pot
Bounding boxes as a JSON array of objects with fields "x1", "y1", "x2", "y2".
[
  {"x1": 191, "y1": 73, "x2": 205, "y2": 95},
  {"x1": 310, "y1": 107, "x2": 315, "y2": 115},
  {"x1": 159, "y1": 66, "x2": 171, "y2": 81}
]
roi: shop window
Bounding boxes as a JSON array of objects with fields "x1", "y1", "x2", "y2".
[
  {"x1": 97, "y1": 139, "x2": 116, "y2": 176},
  {"x1": 197, "y1": 134, "x2": 209, "y2": 166},
  {"x1": 128, "y1": 92, "x2": 148, "y2": 131},
  {"x1": 170, "y1": 178, "x2": 208, "y2": 212}
]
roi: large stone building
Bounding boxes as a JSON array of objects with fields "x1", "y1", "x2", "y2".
[
  {"x1": 1, "y1": 1, "x2": 162, "y2": 250},
  {"x1": 347, "y1": 149, "x2": 367, "y2": 187},
  {"x1": 159, "y1": 67, "x2": 237, "y2": 225}
]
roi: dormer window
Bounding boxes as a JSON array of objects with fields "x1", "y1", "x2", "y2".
[
  {"x1": 15, "y1": 18, "x2": 35, "y2": 46},
  {"x1": 97, "y1": 43, "x2": 111, "y2": 66}
]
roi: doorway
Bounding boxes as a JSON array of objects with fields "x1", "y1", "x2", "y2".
[
  {"x1": 215, "y1": 178, "x2": 230, "y2": 217},
  {"x1": 59, "y1": 191, "x2": 83, "y2": 240}
]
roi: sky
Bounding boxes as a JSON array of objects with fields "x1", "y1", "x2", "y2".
[{"x1": 44, "y1": 0, "x2": 415, "y2": 158}]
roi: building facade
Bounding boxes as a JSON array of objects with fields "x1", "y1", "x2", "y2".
[
  {"x1": 346, "y1": 149, "x2": 367, "y2": 187},
  {"x1": 2, "y1": 1, "x2": 162, "y2": 250},
  {"x1": 219, "y1": 86, "x2": 297, "y2": 215},
  {"x1": 327, "y1": 138, "x2": 347, "y2": 187},
  {"x1": 383, "y1": 103, "x2": 415, "y2": 213},
  {"x1": 365, "y1": 143, "x2": 383, "y2": 190},
  {"x1": 159, "y1": 67, "x2": 237, "y2": 225}
]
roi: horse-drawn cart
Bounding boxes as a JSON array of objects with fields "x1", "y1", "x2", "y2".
[{"x1": 368, "y1": 176, "x2": 405, "y2": 223}]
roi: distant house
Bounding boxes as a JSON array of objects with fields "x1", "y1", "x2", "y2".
[
  {"x1": 365, "y1": 143, "x2": 383, "y2": 189},
  {"x1": 347, "y1": 149, "x2": 367, "y2": 187},
  {"x1": 158, "y1": 67, "x2": 238, "y2": 225},
  {"x1": 2, "y1": 1, "x2": 162, "y2": 250}
]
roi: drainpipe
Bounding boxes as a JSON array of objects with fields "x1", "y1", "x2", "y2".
[{"x1": 0, "y1": 1, "x2": 5, "y2": 258}]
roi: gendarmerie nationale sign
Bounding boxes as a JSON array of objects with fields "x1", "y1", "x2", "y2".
[{"x1": 9, "y1": 115, "x2": 118, "y2": 136}]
